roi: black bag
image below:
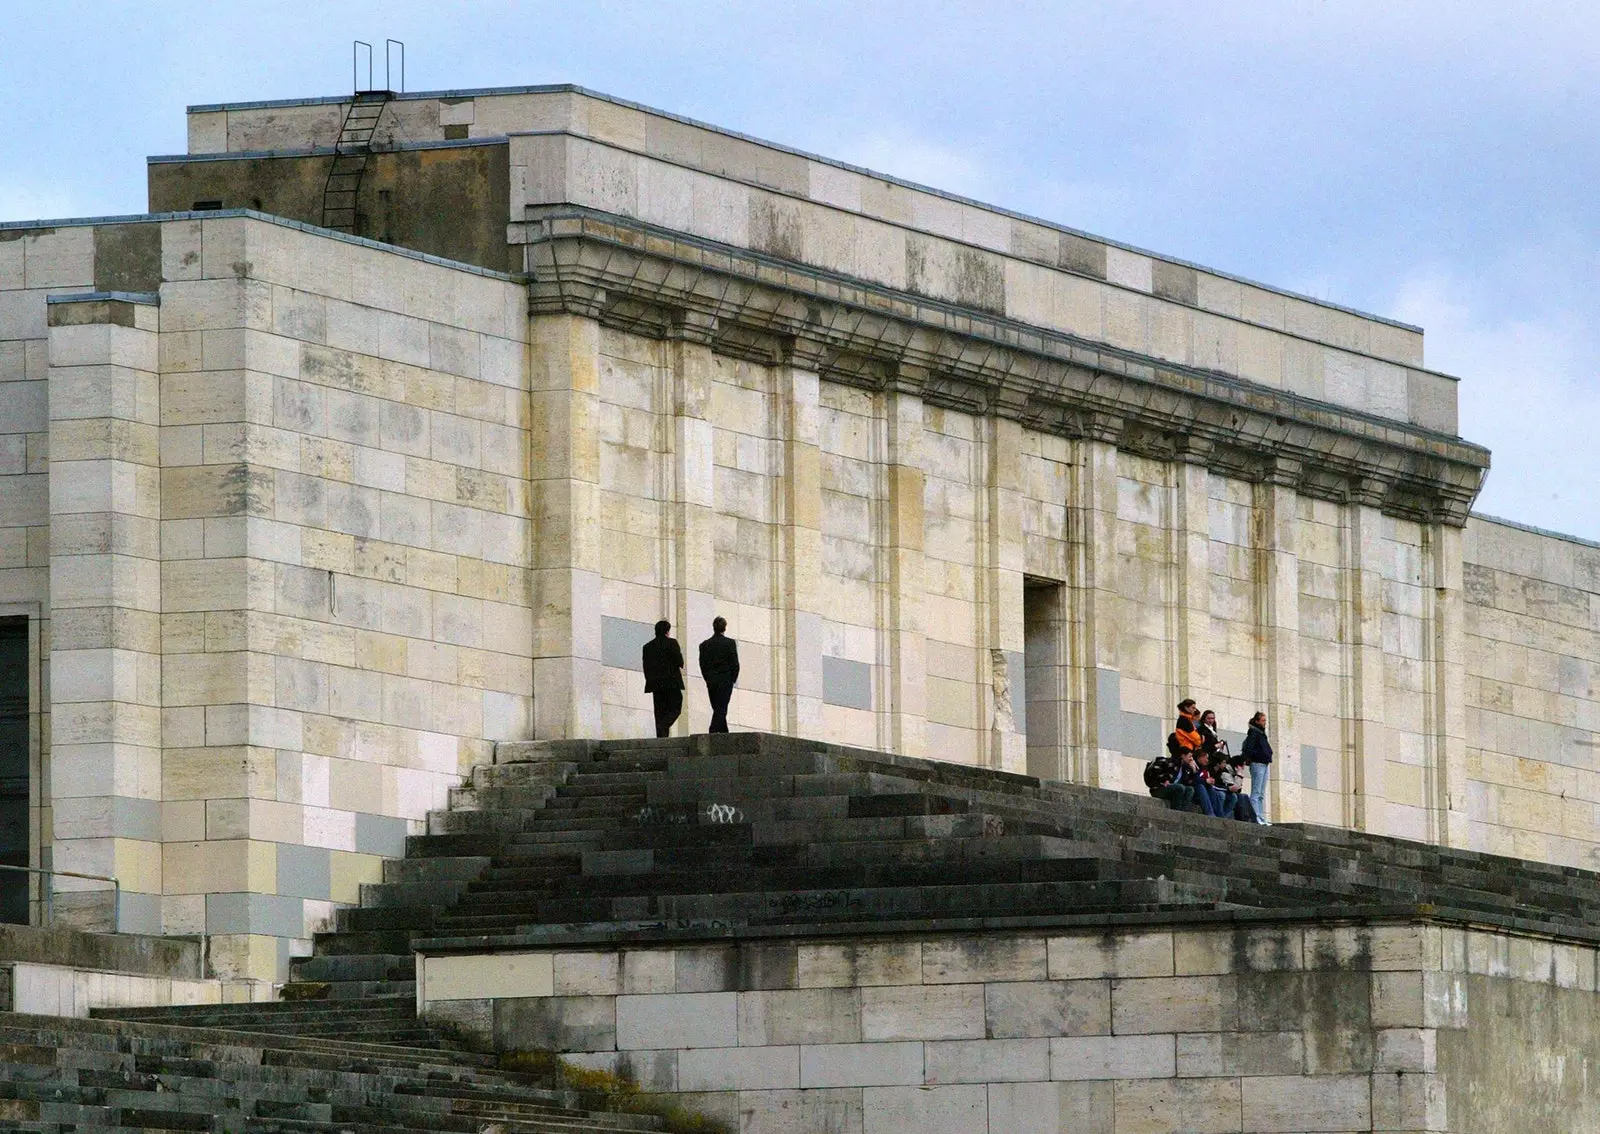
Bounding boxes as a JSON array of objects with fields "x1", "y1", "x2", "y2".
[{"x1": 1143, "y1": 756, "x2": 1174, "y2": 793}]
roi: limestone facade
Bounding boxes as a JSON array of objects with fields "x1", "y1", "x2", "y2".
[
  {"x1": 2, "y1": 82, "x2": 1599, "y2": 972},
  {"x1": 1, "y1": 214, "x2": 531, "y2": 978}
]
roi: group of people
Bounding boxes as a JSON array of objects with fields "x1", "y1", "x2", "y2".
[
  {"x1": 643, "y1": 620, "x2": 1276, "y2": 831},
  {"x1": 1144, "y1": 699, "x2": 1273, "y2": 824},
  {"x1": 641, "y1": 617, "x2": 740, "y2": 736}
]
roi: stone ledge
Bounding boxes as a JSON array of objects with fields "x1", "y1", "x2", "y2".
[{"x1": 521, "y1": 207, "x2": 1487, "y2": 525}]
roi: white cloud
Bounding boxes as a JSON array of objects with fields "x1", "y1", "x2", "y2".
[{"x1": 1392, "y1": 268, "x2": 1600, "y2": 541}]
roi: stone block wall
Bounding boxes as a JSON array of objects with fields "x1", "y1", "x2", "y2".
[
  {"x1": 148, "y1": 214, "x2": 529, "y2": 977},
  {"x1": 0, "y1": 225, "x2": 89, "y2": 924},
  {"x1": 419, "y1": 921, "x2": 1600, "y2": 1132},
  {"x1": 1463, "y1": 516, "x2": 1600, "y2": 869},
  {"x1": 0, "y1": 212, "x2": 532, "y2": 976}
]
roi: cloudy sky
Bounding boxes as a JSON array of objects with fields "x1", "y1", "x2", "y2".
[{"x1": 6, "y1": 1, "x2": 1596, "y2": 538}]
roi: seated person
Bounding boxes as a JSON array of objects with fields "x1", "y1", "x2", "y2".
[
  {"x1": 1143, "y1": 752, "x2": 1194, "y2": 811},
  {"x1": 1167, "y1": 704, "x2": 1224, "y2": 817},
  {"x1": 1221, "y1": 755, "x2": 1258, "y2": 822}
]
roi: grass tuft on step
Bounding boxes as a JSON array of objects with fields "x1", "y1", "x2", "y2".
[{"x1": 499, "y1": 1049, "x2": 732, "y2": 1133}]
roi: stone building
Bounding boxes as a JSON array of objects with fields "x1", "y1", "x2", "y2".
[{"x1": 0, "y1": 83, "x2": 1595, "y2": 979}]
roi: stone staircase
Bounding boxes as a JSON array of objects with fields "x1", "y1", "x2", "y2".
[
  {"x1": 55, "y1": 730, "x2": 1600, "y2": 1132},
  {"x1": 302, "y1": 732, "x2": 1600, "y2": 982},
  {"x1": 0, "y1": 1010, "x2": 667, "y2": 1132}
]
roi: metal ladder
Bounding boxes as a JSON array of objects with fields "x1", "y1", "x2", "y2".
[{"x1": 319, "y1": 89, "x2": 393, "y2": 233}]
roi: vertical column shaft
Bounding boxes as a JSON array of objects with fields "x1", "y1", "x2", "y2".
[
  {"x1": 1174, "y1": 449, "x2": 1211, "y2": 704},
  {"x1": 46, "y1": 296, "x2": 162, "y2": 931},
  {"x1": 1347, "y1": 490, "x2": 1388, "y2": 833},
  {"x1": 1262, "y1": 466, "x2": 1302, "y2": 824},
  {"x1": 669, "y1": 320, "x2": 718, "y2": 732},
  {"x1": 777, "y1": 359, "x2": 824, "y2": 738},
  {"x1": 1069, "y1": 425, "x2": 1123, "y2": 787},
  {"x1": 883, "y1": 388, "x2": 926, "y2": 757},
  {"x1": 529, "y1": 313, "x2": 603, "y2": 739},
  {"x1": 1429, "y1": 522, "x2": 1469, "y2": 847},
  {"x1": 984, "y1": 416, "x2": 1026, "y2": 772}
]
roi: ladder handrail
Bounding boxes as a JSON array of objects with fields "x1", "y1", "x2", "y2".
[
  {"x1": 353, "y1": 41, "x2": 374, "y2": 94},
  {"x1": 386, "y1": 39, "x2": 405, "y2": 94}
]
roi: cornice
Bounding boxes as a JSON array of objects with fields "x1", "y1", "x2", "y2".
[{"x1": 517, "y1": 207, "x2": 1489, "y2": 526}]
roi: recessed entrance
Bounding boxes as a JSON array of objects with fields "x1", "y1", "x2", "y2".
[
  {"x1": 1023, "y1": 576, "x2": 1067, "y2": 781},
  {"x1": 0, "y1": 618, "x2": 27, "y2": 923}
]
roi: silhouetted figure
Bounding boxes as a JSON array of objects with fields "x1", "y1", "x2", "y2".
[
  {"x1": 641, "y1": 620, "x2": 684, "y2": 738},
  {"x1": 698, "y1": 616, "x2": 740, "y2": 733}
]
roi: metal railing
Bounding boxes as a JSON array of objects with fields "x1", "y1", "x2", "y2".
[
  {"x1": 353, "y1": 38, "x2": 405, "y2": 94},
  {"x1": 0, "y1": 864, "x2": 120, "y2": 929}
]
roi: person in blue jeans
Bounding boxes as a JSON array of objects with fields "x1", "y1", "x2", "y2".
[{"x1": 1241, "y1": 711, "x2": 1273, "y2": 825}]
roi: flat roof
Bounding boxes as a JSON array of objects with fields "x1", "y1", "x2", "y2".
[
  {"x1": 1470, "y1": 512, "x2": 1600, "y2": 554},
  {"x1": 148, "y1": 135, "x2": 507, "y2": 164},
  {"x1": 186, "y1": 83, "x2": 1423, "y2": 335},
  {"x1": 0, "y1": 208, "x2": 523, "y2": 283}
]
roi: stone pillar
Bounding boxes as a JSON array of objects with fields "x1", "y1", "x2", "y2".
[
  {"x1": 668, "y1": 316, "x2": 718, "y2": 734},
  {"x1": 984, "y1": 416, "x2": 1026, "y2": 772},
  {"x1": 1347, "y1": 486, "x2": 1388, "y2": 834},
  {"x1": 529, "y1": 313, "x2": 602, "y2": 739},
  {"x1": 1173, "y1": 444, "x2": 1211, "y2": 704},
  {"x1": 1428, "y1": 522, "x2": 1469, "y2": 847},
  {"x1": 1261, "y1": 462, "x2": 1302, "y2": 825},
  {"x1": 883, "y1": 388, "x2": 926, "y2": 757},
  {"x1": 1068, "y1": 423, "x2": 1123, "y2": 788},
  {"x1": 776, "y1": 354, "x2": 823, "y2": 738},
  {"x1": 45, "y1": 293, "x2": 162, "y2": 932}
]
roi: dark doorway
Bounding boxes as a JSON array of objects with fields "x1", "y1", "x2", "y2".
[
  {"x1": 1023, "y1": 577, "x2": 1067, "y2": 781},
  {"x1": 0, "y1": 619, "x2": 28, "y2": 923}
]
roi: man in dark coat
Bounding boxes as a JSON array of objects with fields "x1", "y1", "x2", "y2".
[
  {"x1": 697, "y1": 616, "x2": 740, "y2": 733},
  {"x1": 641, "y1": 620, "x2": 685, "y2": 738}
]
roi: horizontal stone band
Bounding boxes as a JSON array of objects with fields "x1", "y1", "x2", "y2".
[{"x1": 521, "y1": 206, "x2": 1489, "y2": 525}]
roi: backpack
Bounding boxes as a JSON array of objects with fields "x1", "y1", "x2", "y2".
[{"x1": 1143, "y1": 756, "x2": 1176, "y2": 792}]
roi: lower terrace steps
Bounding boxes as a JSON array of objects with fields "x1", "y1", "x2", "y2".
[
  {"x1": 288, "y1": 732, "x2": 1600, "y2": 999},
  {"x1": 0, "y1": 1010, "x2": 667, "y2": 1133},
  {"x1": 53, "y1": 730, "x2": 1600, "y2": 1132}
]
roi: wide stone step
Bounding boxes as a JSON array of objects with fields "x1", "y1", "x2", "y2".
[
  {"x1": 0, "y1": 1011, "x2": 672, "y2": 1134},
  {"x1": 459, "y1": 854, "x2": 1135, "y2": 909},
  {"x1": 382, "y1": 855, "x2": 491, "y2": 885},
  {"x1": 434, "y1": 876, "x2": 1221, "y2": 934}
]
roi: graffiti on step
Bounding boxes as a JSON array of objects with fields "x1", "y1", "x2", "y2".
[
  {"x1": 632, "y1": 805, "x2": 685, "y2": 825},
  {"x1": 768, "y1": 890, "x2": 865, "y2": 915},
  {"x1": 632, "y1": 801, "x2": 746, "y2": 825}
]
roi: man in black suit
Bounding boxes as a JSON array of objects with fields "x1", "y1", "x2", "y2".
[
  {"x1": 697, "y1": 616, "x2": 740, "y2": 733},
  {"x1": 640, "y1": 620, "x2": 685, "y2": 738}
]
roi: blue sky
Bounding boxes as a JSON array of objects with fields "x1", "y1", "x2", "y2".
[{"x1": 5, "y1": 1, "x2": 1596, "y2": 538}]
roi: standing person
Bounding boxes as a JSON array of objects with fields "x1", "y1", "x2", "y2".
[
  {"x1": 1242, "y1": 710, "x2": 1273, "y2": 825},
  {"x1": 640, "y1": 620, "x2": 685, "y2": 738},
  {"x1": 698, "y1": 616, "x2": 740, "y2": 733}
]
